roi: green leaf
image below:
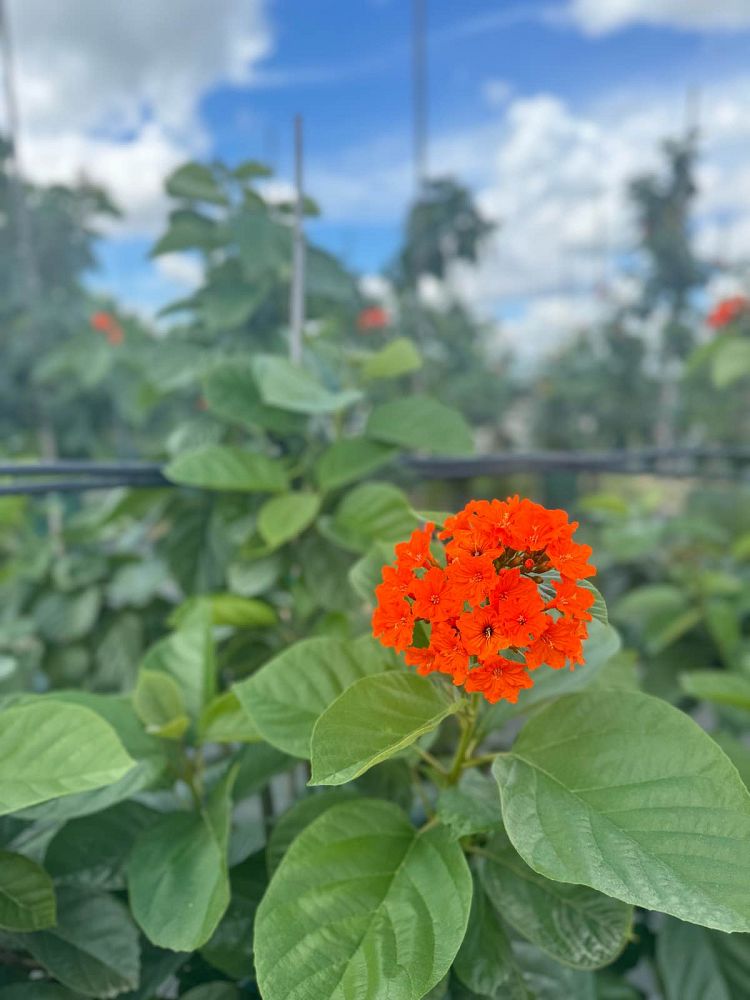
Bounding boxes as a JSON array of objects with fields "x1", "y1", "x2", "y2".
[
  {"x1": 680, "y1": 671, "x2": 750, "y2": 711},
  {"x1": 152, "y1": 208, "x2": 227, "y2": 254},
  {"x1": 44, "y1": 802, "x2": 157, "y2": 890},
  {"x1": 656, "y1": 917, "x2": 731, "y2": 1000},
  {"x1": 13, "y1": 693, "x2": 167, "y2": 823},
  {"x1": 199, "y1": 281, "x2": 266, "y2": 329},
  {"x1": 314, "y1": 438, "x2": 398, "y2": 492},
  {"x1": 306, "y1": 245, "x2": 358, "y2": 304},
  {"x1": 478, "y1": 620, "x2": 621, "y2": 735},
  {"x1": 141, "y1": 605, "x2": 215, "y2": 721},
  {"x1": 0, "y1": 851, "x2": 55, "y2": 931},
  {"x1": 454, "y1": 879, "x2": 530, "y2": 1000},
  {"x1": 266, "y1": 790, "x2": 358, "y2": 875},
  {"x1": 34, "y1": 587, "x2": 100, "y2": 644},
  {"x1": 326, "y1": 481, "x2": 418, "y2": 553},
  {"x1": 200, "y1": 851, "x2": 266, "y2": 979},
  {"x1": 25, "y1": 888, "x2": 140, "y2": 999},
  {"x1": 361, "y1": 337, "x2": 422, "y2": 380},
  {"x1": 232, "y1": 209, "x2": 291, "y2": 280},
  {"x1": 436, "y1": 770, "x2": 503, "y2": 838},
  {"x1": 251, "y1": 354, "x2": 362, "y2": 414},
  {"x1": 258, "y1": 492, "x2": 321, "y2": 549},
  {"x1": 349, "y1": 539, "x2": 397, "y2": 602},
  {"x1": 133, "y1": 669, "x2": 189, "y2": 739},
  {"x1": 310, "y1": 671, "x2": 460, "y2": 785},
  {"x1": 234, "y1": 636, "x2": 391, "y2": 758},
  {"x1": 165, "y1": 445, "x2": 288, "y2": 493},
  {"x1": 0, "y1": 701, "x2": 134, "y2": 815},
  {"x1": 713, "y1": 338, "x2": 750, "y2": 388},
  {"x1": 165, "y1": 162, "x2": 227, "y2": 204},
  {"x1": 199, "y1": 690, "x2": 260, "y2": 744},
  {"x1": 494, "y1": 689, "x2": 750, "y2": 932},
  {"x1": 181, "y1": 984, "x2": 239, "y2": 1000},
  {"x1": 254, "y1": 799, "x2": 472, "y2": 1000},
  {"x1": 366, "y1": 395, "x2": 473, "y2": 455},
  {"x1": 128, "y1": 810, "x2": 229, "y2": 951},
  {"x1": 479, "y1": 831, "x2": 632, "y2": 969},
  {"x1": 173, "y1": 593, "x2": 277, "y2": 629},
  {"x1": 203, "y1": 359, "x2": 305, "y2": 434}
]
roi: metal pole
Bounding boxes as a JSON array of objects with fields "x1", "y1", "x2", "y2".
[
  {"x1": 412, "y1": 0, "x2": 428, "y2": 191},
  {"x1": 289, "y1": 114, "x2": 305, "y2": 365},
  {"x1": 0, "y1": 0, "x2": 37, "y2": 300}
]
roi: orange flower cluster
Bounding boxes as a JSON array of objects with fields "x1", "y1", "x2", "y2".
[{"x1": 372, "y1": 497, "x2": 597, "y2": 704}]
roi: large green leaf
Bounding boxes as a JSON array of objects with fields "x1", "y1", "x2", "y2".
[
  {"x1": 152, "y1": 208, "x2": 227, "y2": 254},
  {"x1": 165, "y1": 446, "x2": 288, "y2": 493},
  {"x1": 494, "y1": 690, "x2": 750, "y2": 932},
  {"x1": 0, "y1": 701, "x2": 134, "y2": 815},
  {"x1": 325, "y1": 481, "x2": 418, "y2": 553},
  {"x1": 366, "y1": 395, "x2": 473, "y2": 455},
  {"x1": 265, "y1": 790, "x2": 358, "y2": 875},
  {"x1": 24, "y1": 888, "x2": 140, "y2": 999},
  {"x1": 128, "y1": 773, "x2": 233, "y2": 952},
  {"x1": 165, "y1": 162, "x2": 227, "y2": 204},
  {"x1": 252, "y1": 355, "x2": 362, "y2": 414},
  {"x1": 680, "y1": 671, "x2": 750, "y2": 711},
  {"x1": 454, "y1": 879, "x2": 530, "y2": 1000},
  {"x1": 200, "y1": 851, "x2": 267, "y2": 979},
  {"x1": 314, "y1": 438, "x2": 398, "y2": 492},
  {"x1": 257, "y1": 492, "x2": 321, "y2": 549},
  {"x1": 254, "y1": 799, "x2": 472, "y2": 1000},
  {"x1": 44, "y1": 802, "x2": 157, "y2": 891},
  {"x1": 234, "y1": 636, "x2": 392, "y2": 758},
  {"x1": 349, "y1": 539, "x2": 398, "y2": 602},
  {"x1": 232, "y1": 209, "x2": 291, "y2": 280},
  {"x1": 713, "y1": 338, "x2": 750, "y2": 388},
  {"x1": 310, "y1": 671, "x2": 460, "y2": 785},
  {"x1": 203, "y1": 359, "x2": 304, "y2": 434},
  {"x1": 0, "y1": 850, "x2": 55, "y2": 931},
  {"x1": 657, "y1": 917, "x2": 731, "y2": 1000},
  {"x1": 34, "y1": 587, "x2": 100, "y2": 644},
  {"x1": 479, "y1": 831, "x2": 632, "y2": 969},
  {"x1": 477, "y1": 620, "x2": 621, "y2": 736}
]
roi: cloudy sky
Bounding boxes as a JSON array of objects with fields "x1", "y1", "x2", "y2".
[{"x1": 6, "y1": 0, "x2": 750, "y2": 356}]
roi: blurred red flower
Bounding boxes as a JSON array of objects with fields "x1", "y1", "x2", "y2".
[
  {"x1": 90, "y1": 311, "x2": 124, "y2": 346},
  {"x1": 357, "y1": 306, "x2": 389, "y2": 332},
  {"x1": 707, "y1": 296, "x2": 749, "y2": 330}
]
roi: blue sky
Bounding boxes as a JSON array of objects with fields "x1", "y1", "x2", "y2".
[{"x1": 10, "y1": 0, "x2": 750, "y2": 354}]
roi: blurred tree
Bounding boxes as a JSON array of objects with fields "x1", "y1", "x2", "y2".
[
  {"x1": 390, "y1": 177, "x2": 495, "y2": 289},
  {"x1": 0, "y1": 135, "x2": 134, "y2": 456},
  {"x1": 384, "y1": 177, "x2": 513, "y2": 438}
]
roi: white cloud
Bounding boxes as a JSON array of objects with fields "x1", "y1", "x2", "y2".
[
  {"x1": 5, "y1": 0, "x2": 271, "y2": 236},
  {"x1": 566, "y1": 0, "x2": 750, "y2": 35},
  {"x1": 155, "y1": 253, "x2": 203, "y2": 290}
]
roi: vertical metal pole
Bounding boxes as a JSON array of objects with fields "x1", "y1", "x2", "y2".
[
  {"x1": 412, "y1": 0, "x2": 428, "y2": 191},
  {"x1": 289, "y1": 114, "x2": 305, "y2": 365},
  {"x1": 0, "y1": 0, "x2": 37, "y2": 300}
]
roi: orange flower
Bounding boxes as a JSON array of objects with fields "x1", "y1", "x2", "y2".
[
  {"x1": 707, "y1": 296, "x2": 749, "y2": 330},
  {"x1": 357, "y1": 306, "x2": 390, "y2": 332},
  {"x1": 525, "y1": 618, "x2": 585, "y2": 671},
  {"x1": 371, "y1": 498, "x2": 597, "y2": 704},
  {"x1": 371, "y1": 596, "x2": 414, "y2": 651},
  {"x1": 447, "y1": 553, "x2": 495, "y2": 606},
  {"x1": 547, "y1": 578, "x2": 595, "y2": 621},
  {"x1": 394, "y1": 523, "x2": 435, "y2": 572},
  {"x1": 411, "y1": 567, "x2": 464, "y2": 622},
  {"x1": 457, "y1": 606, "x2": 507, "y2": 662},
  {"x1": 546, "y1": 537, "x2": 596, "y2": 580},
  {"x1": 430, "y1": 622, "x2": 470, "y2": 683},
  {"x1": 464, "y1": 657, "x2": 533, "y2": 704}
]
